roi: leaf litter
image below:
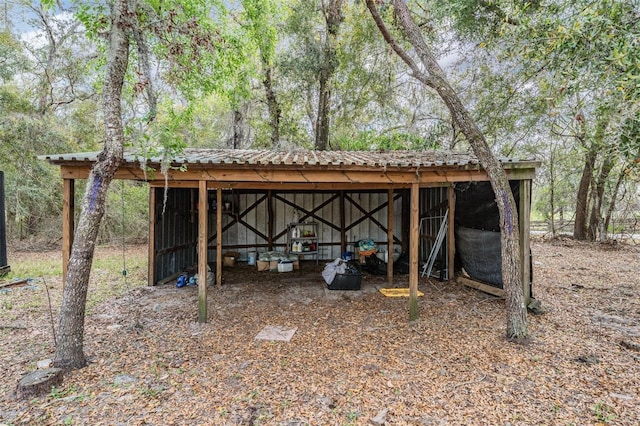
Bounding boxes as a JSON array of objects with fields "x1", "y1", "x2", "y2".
[{"x1": 0, "y1": 238, "x2": 639, "y2": 425}]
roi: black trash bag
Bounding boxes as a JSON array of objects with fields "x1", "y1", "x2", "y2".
[
  {"x1": 364, "y1": 254, "x2": 387, "y2": 275},
  {"x1": 393, "y1": 252, "x2": 410, "y2": 275},
  {"x1": 345, "y1": 260, "x2": 362, "y2": 274}
]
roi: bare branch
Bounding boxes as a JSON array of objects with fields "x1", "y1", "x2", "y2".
[{"x1": 365, "y1": 0, "x2": 436, "y2": 88}]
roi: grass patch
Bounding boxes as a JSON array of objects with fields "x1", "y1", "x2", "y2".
[
  {"x1": 4, "y1": 257, "x2": 62, "y2": 280},
  {"x1": 2, "y1": 245, "x2": 148, "y2": 313}
]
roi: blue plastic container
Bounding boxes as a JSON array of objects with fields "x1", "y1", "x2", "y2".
[{"x1": 176, "y1": 275, "x2": 187, "y2": 288}]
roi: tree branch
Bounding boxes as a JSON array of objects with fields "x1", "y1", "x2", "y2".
[
  {"x1": 364, "y1": 0, "x2": 435, "y2": 87},
  {"x1": 131, "y1": 9, "x2": 157, "y2": 123}
]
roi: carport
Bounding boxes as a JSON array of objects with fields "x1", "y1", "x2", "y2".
[{"x1": 41, "y1": 148, "x2": 538, "y2": 322}]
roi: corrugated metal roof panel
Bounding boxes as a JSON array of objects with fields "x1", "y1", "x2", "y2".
[{"x1": 39, "y1": 148, "x2": 537, "y2": 170}]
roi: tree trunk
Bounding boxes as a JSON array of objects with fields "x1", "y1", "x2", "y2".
[
  {"x1": 603, "y1": 167, "x2": 626, "y2": 237},
  {"x1": 262, "y1": 66, "x2": 281, "y2": 147},
  {"x1": 548, "y1": 147, "x2": 556, "y2": 236},
  {"x1": 232, "y1": 109, "x2": 244, "y2": 149},
  {"x1": 314, "y1": 0, "x2": 343, "y2": 151},
  {"x1": 586, "y1": 155, "x2": 614, "y2": 241},
  {"x1": 367, "y1": 0, "x2": 527, "y2": 339},
  {"x1": 315, "y1": 75, "x2": 331, "y2": 150},
  {"x1": 574, "y1": 149, "x2": 597, "y2": 240},
  {"x1": 54, "y1": 0, "x2": 131, "y2": 371}
]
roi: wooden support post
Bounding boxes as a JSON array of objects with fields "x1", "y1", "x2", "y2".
[
  {"x1": 409, "y1": 183, "x2": 419, "y2": 321},
  {"x1": 216, "y1": 188, "x2": 223, "y2": 287},
  {"x1": 387, "y1": 188, "x2": 394, "y2": 285},
  {"x1": 197, "y1": 180, "x2": 208, "y2": 323},
  {"x1": 267, "y1": 190, "x2": 274, "y2": 250},
  {"x1": 62, "y1": 179, "x2": 74, "y2": 286},
  {"x1": 148, "y1": 187, "x2": 156, "y2": 286},
  {"x1": 401, "y1": 189, "x2": 410, "y2": 253},
  {"x1": 340, "y1": 191, "x2": 346, "y2": 253},
  {"x1": 447, "y1": 185, "x2": 455, "y2": 280},
  {"x1": 520, "y1": 179, "x2": 532, "y2": 304}
]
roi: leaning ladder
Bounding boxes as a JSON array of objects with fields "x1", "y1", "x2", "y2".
[{"x1": 421, "y1": 209, "x2": 448, "y2": 278}]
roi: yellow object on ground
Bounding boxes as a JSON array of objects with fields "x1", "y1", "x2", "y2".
[{"x1": 379, "y1": 288, "x2": 424, "y2": 297}]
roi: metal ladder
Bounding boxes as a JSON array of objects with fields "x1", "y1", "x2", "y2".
[{"x1": 421, "y1": 209, "x2": 448, "y2": 278}]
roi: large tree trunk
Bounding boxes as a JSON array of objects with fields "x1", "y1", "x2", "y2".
[
  {"x1": 574, "y1": 149, "x2": 597, "y2": 240},
  {"x1": 54, "y1": 0, "x2": 131, "y2": 371},
  {"x1": 367, "y1": 0, "x2": 527, "y2": 339},
  {"x1": 262, "y1": 67, "x2": 281, "y2": 146}
]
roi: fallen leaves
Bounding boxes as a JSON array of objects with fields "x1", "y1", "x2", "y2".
[{"x1": 1, "y1": 241, "x2": 640, "y2": 424}]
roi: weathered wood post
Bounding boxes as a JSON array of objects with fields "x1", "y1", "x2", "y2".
[
  {"x1": 147, "y1": 187, "x2": 156, "y2": 286},
  {"x1": 216, "y1": 188, "x2": 223, "y2": 287},
  {"x1": 409, "y1": 183, "x2": 420, "y2": 321},
  {"x1": 61, "y1": 178, "x2": 75, "y2": 285},
  {"x1": 387, "y1": 188, "x2": 394, "y2": 285},
  {"x1": 197, "y1": 180, "x2": 208, "y2": 323}
]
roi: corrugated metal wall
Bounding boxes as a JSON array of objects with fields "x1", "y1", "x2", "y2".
[
  {"x1": 206, "y1": 190, "x2": 404, "y2": 262},
  {"x1": 153, "y1": 187, "x2": 449, "y2": 281},
  {"x1": 419, "y1": 187, "x2": 449, "y2": 278},
  {"x1": 153, "y1": 188, "x2": 199, "y2": 281}
]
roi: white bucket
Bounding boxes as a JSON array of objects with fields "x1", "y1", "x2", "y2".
[
  {"x1": 278, "y1": 261, "x2": 293, "y2": 273},
  {"x1": 248, "y1": 251, "x2": 257, "y2": 266}
]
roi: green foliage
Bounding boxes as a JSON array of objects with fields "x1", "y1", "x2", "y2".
[
  {"x1": 0, "y1": 113, "x2": 71, "y2": 239},
  {"x1": 334, "y1": 130, "x2": 441, "y2": 151},
  {"x1": 0, "y1": 30, "x2": 30, "y2": 83},
  {"x1": 241, "y1": 0, "x2": 279, "y2": 66},
  {"x1": 0, "y1": 86, "x2": 34, "y2": 114},
  {"x1": 619, "y1": 114, "x2": 640, "y2": 162},
  {"x1": 99, "y1": 181, "x2": 149, "y2": 245},
  {"x1": 3, "y1": 0, "x2": 636, "y2": 244},
  {"x1": 594, "y1": 401, "x2": 616, "y2": 423}
]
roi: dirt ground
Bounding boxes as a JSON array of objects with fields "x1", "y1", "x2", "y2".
[{"x1": 1, "y1": 238, "x2": 639, "y2": 425}]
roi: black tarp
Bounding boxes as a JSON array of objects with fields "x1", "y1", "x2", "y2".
[{"x1": 454, "y1": 181, "x2": 521, "y2": 288}]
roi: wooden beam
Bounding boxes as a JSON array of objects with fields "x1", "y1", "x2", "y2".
[
  {"x1": 267, "y1": 190, "x2": 274, "y2": 250},
  {"x1": 148, "y1": 187, "x2": 156, "y2": 286},
  {"x1": 344, "y1": 193, "x2": 390, "y2": 235},
  {"x1": 153, "y1": 181, "x2": 414, "y2": 190},
  {"x1": 208, "y1": 193, "x2": 271, "y2": 246},
  {"x1": 60, "y1": 162, "x2": 538, "y2": 185},
  {"x1": 197, "y1": 180, "x2": 208, "y2": 323},
  {"x1": 272, "y1": 193, "x2": 341, "y2": 240},
  {"x1": 457, "y1": 276, "x2": 505, "y2": 298},
  {"x1": 216, "y1": 188, "x2": 223, "y2": 287},
  {"x1": 409, "y1": 183, "x2": 419, "y2": 321},
  {"x1": 343, "y1": 193, "x2": 402, "y2": 245},
  {"x1": 387, "y1": 188, "x2": 394, "y2": 285},
  {"x1": 447, "y1": 185, "x2": 455, "y2": 280},
  {"x1": 62, "y1": 179, "x2": 74, "y2": 287},
  {"x1": 402, "y1": 189, "x2": 410, "y2": 253},
  {"x1": 340, "y1": 191, "x2": 346, "y2": 253},
  {"x1": 520, "y1": 179, "x2": 532, "y2": 304}
]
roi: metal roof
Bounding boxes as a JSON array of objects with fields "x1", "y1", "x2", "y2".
[{"x1": 40, "y1": 148, "x2": 538, "y2": 169}]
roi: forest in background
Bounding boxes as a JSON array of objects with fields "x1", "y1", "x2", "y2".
[{"x1": 1, "y1": 0, "x2": 639, "y2": 246}]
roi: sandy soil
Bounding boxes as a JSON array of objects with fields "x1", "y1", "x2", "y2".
[{"x1": 1, "y1": 239, "x2": 639, "y2": 425}]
